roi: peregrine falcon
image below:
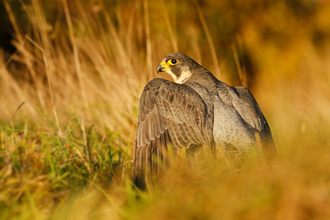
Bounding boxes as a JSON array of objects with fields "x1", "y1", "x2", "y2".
[{"x1": 133, "y1": 52, "x2": 276, "y2": 188}]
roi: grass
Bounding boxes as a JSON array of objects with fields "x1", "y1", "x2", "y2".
[
  {"x1": 0, "y1": 116, "x2": 134, "y2": 219},
  {"x1": 1, "y1": 0, "x2": 330, "y2": 219}
]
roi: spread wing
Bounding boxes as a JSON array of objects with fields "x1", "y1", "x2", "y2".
[
  {"x1": 218, "y1": 83, "x2": 276, "y2": 160},
  {"x1": 133, "y1": 78, "x2": 211, "y2": 189}
]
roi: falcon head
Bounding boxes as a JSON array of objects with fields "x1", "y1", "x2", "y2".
[{"x1": 156, "y1": 53, "x2": 199, "y2": 84}]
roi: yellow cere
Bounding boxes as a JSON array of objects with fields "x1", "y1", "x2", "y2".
[{"x1": 160, "y1": 61, "x2": 170, "y2": 70}]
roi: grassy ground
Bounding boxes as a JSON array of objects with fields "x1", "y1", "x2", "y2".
[{"x1": 1, "y1": 0, "x2": 330, "y2": 219}]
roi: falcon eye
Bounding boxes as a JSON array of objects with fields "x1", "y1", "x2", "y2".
[{"x1": 168, "y1": 58, "x2": 178, "y2": 65}]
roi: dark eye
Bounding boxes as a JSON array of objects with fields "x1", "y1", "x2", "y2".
[{"x1": 168, "y1": 59, "x2": 177, "y2": 65}]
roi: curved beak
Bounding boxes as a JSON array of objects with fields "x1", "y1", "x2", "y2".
[
  {"x1": 156, "y1": 64, "x2": 165, "y2": 74},
  {"x1": 156, "y1": 62, "x2": 170, "y2": 74}
]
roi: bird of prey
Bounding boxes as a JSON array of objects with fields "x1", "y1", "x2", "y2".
[{"x1": 133, "y1": 52, "x2": 276, "y2": 188}]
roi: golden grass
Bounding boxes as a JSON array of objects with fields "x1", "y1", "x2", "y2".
[{"x1": 1, "y1": 0, "x2": 330, "y2": 219}]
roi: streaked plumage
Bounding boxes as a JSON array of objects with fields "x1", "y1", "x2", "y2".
[{"x1": 133, "y1": 53, "x2": 276, "y2": 189}]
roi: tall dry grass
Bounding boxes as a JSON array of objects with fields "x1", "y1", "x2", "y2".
[{"x1": 1, "y1": 0, "x2": 330, "y2": 219}]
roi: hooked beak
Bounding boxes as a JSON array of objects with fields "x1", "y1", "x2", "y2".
[
  {"x1": 156, "y1": 62, "x2": 169, "y2": 74},
  {"x1": 156, "y1": 64, "x2": 165, "y2": 74}
]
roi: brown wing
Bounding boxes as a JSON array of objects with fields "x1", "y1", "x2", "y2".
[{"x1": 133, "y1": 78, "x2": 212, "y2": 189}]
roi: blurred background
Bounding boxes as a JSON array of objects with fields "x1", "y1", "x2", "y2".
[
  {"x1": 1, "y1": 0, "x2": 330, "y2": 219},
  {"x1": 0, "y1": 0, "x2": 329, "y2": 154}
]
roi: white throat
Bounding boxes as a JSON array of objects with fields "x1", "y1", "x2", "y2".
[{"x1": 166, "y1": 69, "x2": 192, "y2": 84}]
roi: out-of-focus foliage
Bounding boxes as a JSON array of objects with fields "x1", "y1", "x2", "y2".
[
  {"x1": 1, "y1": 0, "x2": 330, "y2": 84},
  {"x1": 0, "y1": 0, "x2": 330, "y2": 219}
]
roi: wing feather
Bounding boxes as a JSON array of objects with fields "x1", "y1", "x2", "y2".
[
  {"x1": 217, "y1": 83, "x2": 276, "y2": 160},
  {"x1": 178, "y1": 123, "x2": 192, "y2": 144},
  {"x1": 133, "y1": 78, "x2": 212, "y2": 188},
  {"x1": 232, "y1": 86, "x2": 276, "y2": 160}
]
